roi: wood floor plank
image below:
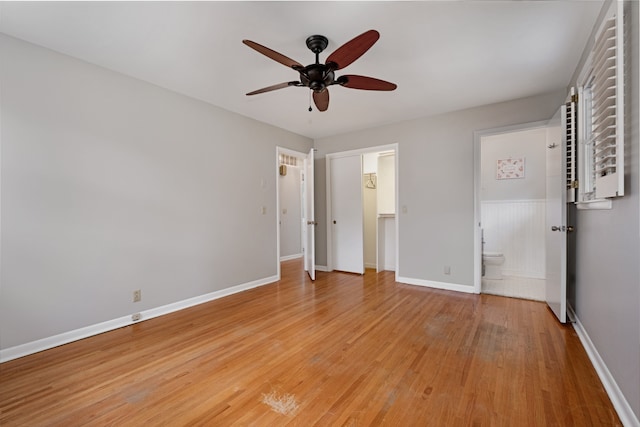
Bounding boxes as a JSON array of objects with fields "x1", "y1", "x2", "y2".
[{"x1": 0, "y1": 259, "x2": 620, "y2": 426}]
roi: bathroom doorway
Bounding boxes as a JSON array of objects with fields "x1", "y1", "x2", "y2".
[{"x1": 476, "y1": 124, "x2": 552, "y2": 300}]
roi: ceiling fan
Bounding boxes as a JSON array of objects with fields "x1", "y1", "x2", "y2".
[{"x1": 243, "y1": 30, "x2": 397, "y2": 112}]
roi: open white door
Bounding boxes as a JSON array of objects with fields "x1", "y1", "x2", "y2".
[
  {"x1": 331, "y1": 155, "x2": 364, "y2": 274},
  {"x1": 545, "y1": 118, "x2": 566, "y2": 323},
  {"x1": 303, "y1": 148, "x2": 316, "y2": 281}
]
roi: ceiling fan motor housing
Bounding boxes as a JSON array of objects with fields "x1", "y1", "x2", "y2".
[
  {"x1": 302, "y1": 35, "x2": 333, "y2": 92},
  {"x1": 300, "y1": 65, "x2": 334, "y2": 92}
]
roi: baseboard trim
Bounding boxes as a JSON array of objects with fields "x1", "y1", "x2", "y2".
[
  {"x1": 0, "y1": 274, "x2": 278, "y2": 364},
  {"x1": 396, "y1": 276, "x2": 476, "y2": 294},
  {"x1": 280, "y1": 254, "x2": 302, "y2": 262},
  {"x1": 501, "y1": 269, "x2": 545, "y2": 280},
  {"x1": 0, "y1": 316, "x2": 132, "y2": 364},
  {"x1": 315, "y1": 265, "x2": 329, "y2": 272},
  {"x1": 568, "y1": 305, "x2": 640, "y2": 427}
]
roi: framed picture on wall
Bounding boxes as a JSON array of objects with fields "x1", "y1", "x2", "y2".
[{"x1": 496, "y1": 157, "x2": 525, "y2": 180}]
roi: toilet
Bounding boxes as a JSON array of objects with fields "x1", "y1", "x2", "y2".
[{"x1": 483, "y1": 252, "x2": 505, "y2": 280}]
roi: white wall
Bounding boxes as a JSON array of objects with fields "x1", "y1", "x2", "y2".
[
  {"x1": 481, "y1": 200, "x2": 546, "y2": 278},
  {"x1": 314, "y1": 90, "x2": 564, "y2": 289},
  {"x1": 480, "y1": 128, "x2": 547, "y2": 201},
  {"x1": 377, "y1": 153, "x2": 395, "y2": 215},
  {"x1": 363, "y1": 175, "x2": 377, "y2": 269},
  {"x1": 362, "y1": 152, "x2": 378, "y2": 174},
  {"x1": 363, "y1": 152, "x2": 378, "y2": 268},
  {"x1": 0, "y1": 35, "x2": 312, "y2": 352},
  {"x1": 279, "y1": 166, "x2": 302, "y2": 259}
]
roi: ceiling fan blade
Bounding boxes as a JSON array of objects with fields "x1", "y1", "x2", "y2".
[
  {"x1": 243, "y1": 40, "x2": 303, "y2": 69},
  {"x1": 246, "y1": 81, "x2": 300, "y2": 96},
  {"x1": 338, "y1": 75, "x2": 397, "y2": 91},
  {"x1": 326, "y1": 30, "x2": 380, "y2": 70},
  {"x1": 313, "y1": 89, "x2": 329, "y2": 112}
]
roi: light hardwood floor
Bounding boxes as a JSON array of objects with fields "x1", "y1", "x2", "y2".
[{"x1": 0, "y1": 259, "x2": 620, "y2": 426}]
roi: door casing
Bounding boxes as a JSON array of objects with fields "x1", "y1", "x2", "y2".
[{"x1": 276, "y1": 147, "x2": 309, "y2": 280}]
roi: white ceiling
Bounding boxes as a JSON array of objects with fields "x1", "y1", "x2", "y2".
[{"x1": 0, "y1": 1, "x2": 604, "y2": 139}]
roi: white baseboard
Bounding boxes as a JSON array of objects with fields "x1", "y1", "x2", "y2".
[
  {"x1": 315, "y1": 265, "x2": 329, "y2": 272},
  {"x1": 501, "y1": 268, "x2": 545, "y2": 280},
  {"x1": 396, "y1": 276, "x2": 476, "y2": 294},
  {"x1": 280, "y1": 254, "x2": 302, "y2": 262},
  {"x1": 0, "y1": 315, "x2": 133, "y2": 364},
  {"x1": 0, "y1": 275, "x2": 278, "y2": 364},
  {"x1": 568, "y1": 305, "x2": 640, "y2": 427},
  {"x1": 364, "y1": 262, "x2": 377, "y2": 269}
]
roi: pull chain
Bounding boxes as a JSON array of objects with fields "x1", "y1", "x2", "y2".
[{"x1": 308, "y1": 90, "x2": 313, "y2": 112}]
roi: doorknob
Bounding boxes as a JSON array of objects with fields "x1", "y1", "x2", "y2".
[{"x1": 551, "y1": 225, "x2": 575, "y2": 232}]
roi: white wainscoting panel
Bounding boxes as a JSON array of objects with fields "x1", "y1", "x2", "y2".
[{"x1": 481, "y1": 199, "x2": 546, "y2": 279}]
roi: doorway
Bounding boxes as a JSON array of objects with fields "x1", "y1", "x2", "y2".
[
  {"x1": 325, "y1": 144, "x2": 398, "y2": 275},
  {"x1": 474, "y1": 123, "x2": 550, "y2": 300},
  {"x1": 276, "y1": 147, "x2": 315, "y2": 280}
]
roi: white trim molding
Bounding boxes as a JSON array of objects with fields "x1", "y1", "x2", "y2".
[
  {"x1": 575, "y1": 199, "x2": 612, "y2": 210},
  {"x1": 280, "y1": 253, "x2": 302, "y2": 262},
  {"x1": 0, "y1": 274, "x2": 278, "y2": 363},
  {"x1": 396, "y1": 276, "x2": 476, "y2": 294},
  {"x1": 568, "y1": 306, "x2": 640, "y2": 427},
  {"x1": 315, "y1": 264, "x2": 329, "y2": 272}
]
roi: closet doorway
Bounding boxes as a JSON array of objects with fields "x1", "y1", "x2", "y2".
[{"x1": 325, "y1": 144, "x2": 398, "y2": 275}]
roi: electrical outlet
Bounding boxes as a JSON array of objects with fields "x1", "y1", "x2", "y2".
[
  {"x1": 444, "y1": 266, "x2": 451, "y2": 275},
  {"x1": 133, "y1": 290, "x2": 141, "y2": 302},
  {"x1": 131, "y1": 313, "x2": 141, "y2": 322}
]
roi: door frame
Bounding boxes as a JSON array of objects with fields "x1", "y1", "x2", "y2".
[
  {"x1": 303, "y1": 148, "x2": 316, "y2": 280},
  {"x1": 472, "y1": 120, "x2": 550, "y2": 294},
  {"x1": 276, "y1": 146, "x2": 308, "y2": 280},
  {"x1": 325, "y1": 143, "x2": 399, "y2": 274}
]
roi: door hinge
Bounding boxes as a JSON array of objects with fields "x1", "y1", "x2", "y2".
[
  {"x1": 570, "y1": 94, "x2": 578, "y2": 103},
  {"x1": 571, "y1": 180, "x2": 579, "y2": 189}
]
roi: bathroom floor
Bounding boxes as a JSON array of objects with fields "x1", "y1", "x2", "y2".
[{"x1": 482, "y1": 275, "x2": 545, "y2": 301}]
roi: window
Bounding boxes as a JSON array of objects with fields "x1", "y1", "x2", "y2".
[
  {"x1": 564, "y1": 88, "x2": 577, "y2": 204},
  {"x1": 574, "y1": 1, "x2": 624, "y2": 206}
]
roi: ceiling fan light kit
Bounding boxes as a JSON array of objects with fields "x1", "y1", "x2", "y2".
[{"x1": 243, "y1": 30, "x2": 397, "y2": 112}]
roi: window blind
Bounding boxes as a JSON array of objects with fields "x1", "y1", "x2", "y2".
[
  {"x1": 564, "y1": 89, "x2": 576, "y2": 203},
  {"x1": 590, "y1": 1, "x2": 624, "y2": 199}
]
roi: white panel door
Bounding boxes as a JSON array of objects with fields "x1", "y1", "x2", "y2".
[
  {"x1": 545, "y1": 121, "x2": 566, "y2": 323},
  {"x1": 331, "y1": 155, "x2": 364, "y2": 274},
  {"x1": 303, "y1": 148, "x2": 316, "y2": 281}
]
